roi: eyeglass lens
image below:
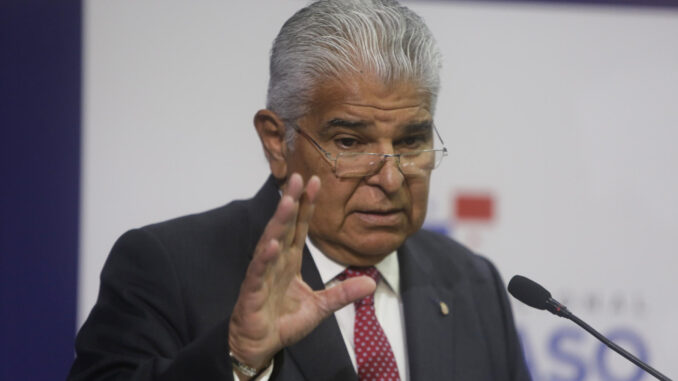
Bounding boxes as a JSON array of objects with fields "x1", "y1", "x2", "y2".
[{"x1": 335, "y1": 150, "x2": 444, "y2": 178}]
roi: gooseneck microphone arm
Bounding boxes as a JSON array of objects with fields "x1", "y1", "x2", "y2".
[
  {"x1": 567, "y1": 309, "x2": 669, "y2": 381},
  {"x1": 508, "y1": 275, "x2": 672, "y2": 381}
]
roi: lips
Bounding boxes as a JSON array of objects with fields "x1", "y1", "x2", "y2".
[
  {"x1": 356, "y1": 208, "x2": 401, "y2": 214},
  {"x1": 352, "y1": 208, "x2": 405, "y2": 226}
]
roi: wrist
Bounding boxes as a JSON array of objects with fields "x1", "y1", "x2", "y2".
[
  {"x1": 229, "y1": 351, "x2": 261, "y2": 377},
  {"x1": 227, "y1": 320, "x2": 275, "y2": 371}
]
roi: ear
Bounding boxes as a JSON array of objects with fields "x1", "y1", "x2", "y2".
[{"x1": 254, "y1": 109, "x2": 289, "y2": 180}]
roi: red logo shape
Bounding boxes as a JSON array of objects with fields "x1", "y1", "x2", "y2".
[{"x1": 455, "y1": 193, "x2": 494, "y2": 222}]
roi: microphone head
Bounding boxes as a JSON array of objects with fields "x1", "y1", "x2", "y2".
[{"x1": 508, "y1": 275, "x2": 552, "y2": 310}]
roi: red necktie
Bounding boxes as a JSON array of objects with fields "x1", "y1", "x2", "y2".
[{"x1": 339, "y1": 266, "x2": 401, "y2": 381}]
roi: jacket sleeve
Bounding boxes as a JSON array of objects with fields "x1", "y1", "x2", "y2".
[{"x1": 67, "y1": 228, "x2": 236, "y2": 381}]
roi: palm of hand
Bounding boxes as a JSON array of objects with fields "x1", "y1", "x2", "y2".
[{"x1": 228, "y1": 174, "x2": 375, "y2": 371}]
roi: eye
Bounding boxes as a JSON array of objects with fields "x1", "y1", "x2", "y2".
[
  {"x1": 397, "y1": 135, "x2": 428, "y2": 149},
  {"x1": 334, "y1": 137, "x2": 361, "y2": 150}
]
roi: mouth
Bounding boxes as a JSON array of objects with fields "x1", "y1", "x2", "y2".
[{"x1": 352, "y1": 208, "x2": 405, "y2": 226}]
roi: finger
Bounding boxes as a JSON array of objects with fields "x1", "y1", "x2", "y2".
[
  {"x1": 280, "y1": 174, "x2": 304, "y2": 248},
  {"x1": 316, "y1": 276, "x2": 376, "y2": 317},
  {"x1": 256, "y1": 178, "x2": 301, "y2": 251},
  {"x1": 242, "y1": 239, "x2": 281, "y2": 295},
  {"x1": 283, "y1": 173, "x2": 304, "y2": 200},
  {"x1": 292, "y1": 175, "x2": 320, "y2": 249},
  {"x1": 244, "y1": 174, "x2": 306, "y2": 297},
  {"x1": 247, "y1": 239, "x2": 280, "y2": 282},
  {"x1": 304, "y1": 175, "x2": 321, "y2": 203},
  {"x1": 241, "y1": 174, "x2": 306, "y2": 300}
]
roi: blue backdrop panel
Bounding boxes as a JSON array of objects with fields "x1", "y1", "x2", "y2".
[{"x1": 0, "y1": 1, "x2": 81, "y2": 380}]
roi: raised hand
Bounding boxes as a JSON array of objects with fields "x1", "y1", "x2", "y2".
[{"x1": 228, "y1": 173, "x2": 376, "y2": 376}]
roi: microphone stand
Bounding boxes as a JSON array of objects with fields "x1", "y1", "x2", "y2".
[{"x1": 548, "y1": 298, "x2": 672, "y2": 381}]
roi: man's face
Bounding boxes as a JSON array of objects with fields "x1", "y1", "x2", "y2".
[{"x1": 285, "y1": 75, "x2": 434, "y2": 266}]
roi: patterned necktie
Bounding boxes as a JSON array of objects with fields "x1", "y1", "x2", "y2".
[{"x1": 339, "y1": 266, "x2": 401, "y2": 381}]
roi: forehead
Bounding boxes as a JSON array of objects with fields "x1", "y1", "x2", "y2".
[{"x1": 302, "y1": 75, "x2": 433, "y2": 133}]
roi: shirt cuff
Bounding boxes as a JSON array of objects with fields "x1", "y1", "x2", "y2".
[{"x1": 232, "y1": 359, "x2": 274, "y2": 381}]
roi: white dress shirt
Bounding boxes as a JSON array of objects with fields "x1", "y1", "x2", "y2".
[
  {"x1": 306, "y1": 238, "x2": 409, "y2": 381},
  {"x1": 236, "y1": 239, "x2": 409, "y2": 380}
]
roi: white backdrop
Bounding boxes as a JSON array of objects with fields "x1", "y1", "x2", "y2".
[{"x1": 81, "y1": 1, "x2": 678, "y2": 379}]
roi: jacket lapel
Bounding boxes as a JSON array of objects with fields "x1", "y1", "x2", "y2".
[
  {"x1": 284, "y1": 247, "x2": 358, "y2": 380},
  {"x1": 399, "y1": 240, "x2": 457, "y2": 380},
  {"x1": 246, "y1": 176, "x2": 282, "y2": 259}
]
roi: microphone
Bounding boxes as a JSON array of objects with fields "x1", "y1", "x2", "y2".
[
  {"x1": 508, "y1": 275, "x2": 672, "y2": 381},
  {"x1": 508, "y1": 275, "x2": 571, "y2": 318}
]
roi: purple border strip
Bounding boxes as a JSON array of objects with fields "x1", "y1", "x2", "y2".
[{"x1": 0, "y1": 1, "x2": 81, "y2": 380}]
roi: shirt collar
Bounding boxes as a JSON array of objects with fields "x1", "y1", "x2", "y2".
[{"x1": 305, "y1": 237, "x2": 400, "y2": 295}]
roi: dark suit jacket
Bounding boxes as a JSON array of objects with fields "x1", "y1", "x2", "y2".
[{"x1": 69, "y1": 176, "x2": 531, "y2": 380}]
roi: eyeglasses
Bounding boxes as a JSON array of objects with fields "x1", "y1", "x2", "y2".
[{"x1": 291, "y1": 124, "x2": 448, "y2": 178}]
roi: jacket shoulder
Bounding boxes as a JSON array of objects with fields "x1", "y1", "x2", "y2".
[
  {"x1": 141, "y1": 199, "x2": 251, "y2": 244},
  {"x1": 406, "y1": 228, "x2": 498, "y2": 282}
]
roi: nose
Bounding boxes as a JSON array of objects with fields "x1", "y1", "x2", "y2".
[{"x1": 364, "y1": 154, "x2": 405, "y2": 194}]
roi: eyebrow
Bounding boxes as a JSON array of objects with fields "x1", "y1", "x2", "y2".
[
  {"x1": 321, "y1": 118, "x2": 368, "y2": 131},
  {"x1": 403, "y1": 121, "x2": 433, "y2": 134},
  {"x1": 318, "y1": 118, "x2": 433, "y2": 135}
]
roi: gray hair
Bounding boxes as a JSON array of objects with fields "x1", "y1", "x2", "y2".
[{"x1": 266, "y1": 0, "x2": 442, "y2": 146}]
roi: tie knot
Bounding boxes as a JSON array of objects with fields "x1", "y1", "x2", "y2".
[{"x1": 338, "y1": 266, "x2": 379, "y2": 282}]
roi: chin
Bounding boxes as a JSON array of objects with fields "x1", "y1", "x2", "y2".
[{"x1": 348, "y1": 231, "x2": 408, "y2": 258}]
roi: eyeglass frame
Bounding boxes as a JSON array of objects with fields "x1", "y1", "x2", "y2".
[{"x1": 289, "y1": 122, "x2": 448, "y2": 178}]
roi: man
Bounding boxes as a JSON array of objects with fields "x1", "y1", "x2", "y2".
[{"x1": 69, "y1": 0, "x2": 530, "y2": 380}]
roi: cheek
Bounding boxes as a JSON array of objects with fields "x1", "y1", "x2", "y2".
[
  {"x1": 407, "y1": 178, "x2": 431, "y2": 226},
  {"x1": 310, "y1": 177, "x2": 356, "y2": 228},
  {"x1": 311, "y1": 194, "x2": 339, "y2": 228},
  {"x1": 287, "y1": 151, "x2": 316, "y2": 180}
]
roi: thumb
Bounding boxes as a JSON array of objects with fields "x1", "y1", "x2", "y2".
[{"x1": 317, "y1": 276, "x2": 376, "y2": 316}]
